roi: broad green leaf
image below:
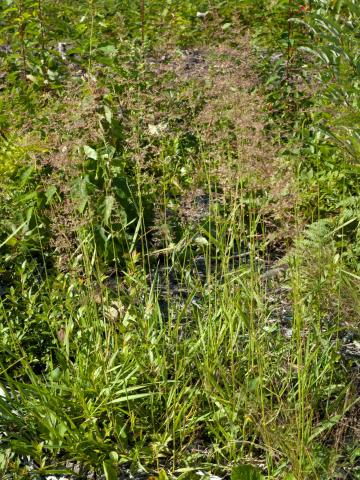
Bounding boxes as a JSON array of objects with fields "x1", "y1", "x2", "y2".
[
  {"x1": 103, "y1": 459, "x2": 117, "y2": 480},
  {"x1": 194, "y1": 236, "x2": 209, "y2": 247},
  {"x1": 231, "y1": 465, "x2": 264, "y2": 480},
  {"x1": 0, "y1": 221, "x2": 27, "y2": 249},
  {"x1": 309, "y1": 415, "x2": 342, "y2": 441},
  {"x1": 103, "y1": 195, "x2": 115, "y2": 226},
  {"x1": 158, "y1": 469, "x2": 168, "y2": 480},
  {"x1": 83, "y1": 145, "x2": 98, "y2": 160},
  {"x1": 109, "y1": 451, "x2": 119, "y2": 462},
  {"x1": 45, "y1": 185, "x2": 57, "y2": 204},
  {"x1": 71, "y1": 175, "x2": 90, "y2": 213},
  {"x1": 98, "y1": 45, "x2": 117, "y2": 57}
]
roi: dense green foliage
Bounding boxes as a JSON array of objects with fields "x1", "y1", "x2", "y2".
[{"x1": 0, "y1": 1, "x2": 359, "y2": 479}]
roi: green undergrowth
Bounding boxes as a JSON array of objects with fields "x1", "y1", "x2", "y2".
[{"x1": 0, "y1": 1, "x2": 359, "y2": 479}]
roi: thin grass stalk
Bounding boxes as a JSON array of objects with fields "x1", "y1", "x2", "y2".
[
  {"x1": 18, "y1": 0, "x2": 27, "y2": 79},
  {"x1": 37, "y1": 0, "x2": 46, "y2": 78},
  {"x1": 88, "y1": 0, "x2": 94, "y2": 72},
  {"x1": 286, "y1": 0, "x2": 295, "y2": 81},
  {"x1": 140, "y1": 0, "x2": 145, "y2": 45}
]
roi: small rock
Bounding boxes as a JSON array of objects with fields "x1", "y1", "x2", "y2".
[{"x1": 282, "y1": 327, "x2": 293, "y2": 339}]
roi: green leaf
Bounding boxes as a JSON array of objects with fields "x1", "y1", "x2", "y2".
[
  {"x1": 83, "y1": 145, "x2": 98, "y2": 160},
  {"x1": 231, "y1": 465, "x2": 264, "y2": 480},
  {"x1": 158, "y1": 470, "x2": 168, "y2": 480},
  {"x1": 20, "y1": 166, "x2": 35, "y2": 186},
  {"x1": 56, "y1": 421, "x2": 68, "y2": 438},
  {"x1": 0, "y1": 221, "x2": 27, "y2": 249},
  {"x1": 194, "y1": 236, "x2": 209, "y2": 247},
  {"x1": 350, "y1": 448, "x2": 360, "y2": 463},
  {"x1": 71, "y1": 175, "x2": 90, "y2": 214},
  {"x1": 103, "y1": 459, "x2": 117, "y2": 480},
  {"x1": 309, "y1": 415, "x2": 342, "y2": 441},
  {"x1": 107, "y1": 391, "x2": 154, "y2": 404},
  {"x1": 47, "y1": 69, "x2": 58, "y2": 81},
  {"x1": 103, "y1": 195, "x2": 115, "y2": 226},
  {"x1": 104, "y1": 106, "x2": 113, "y2": 124},
  {"x1": 45, "y1": 185, "x2": 57, "y2": 205},
  {"x1": 98, "y1": 45, "x2": 117, "y2": 57},
  {"x1": 25, "y1": 74, "x2": 38, "y2": 84},
  {"x1": 109, "y1": 451, "x2": 119, "y2": 462}
]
